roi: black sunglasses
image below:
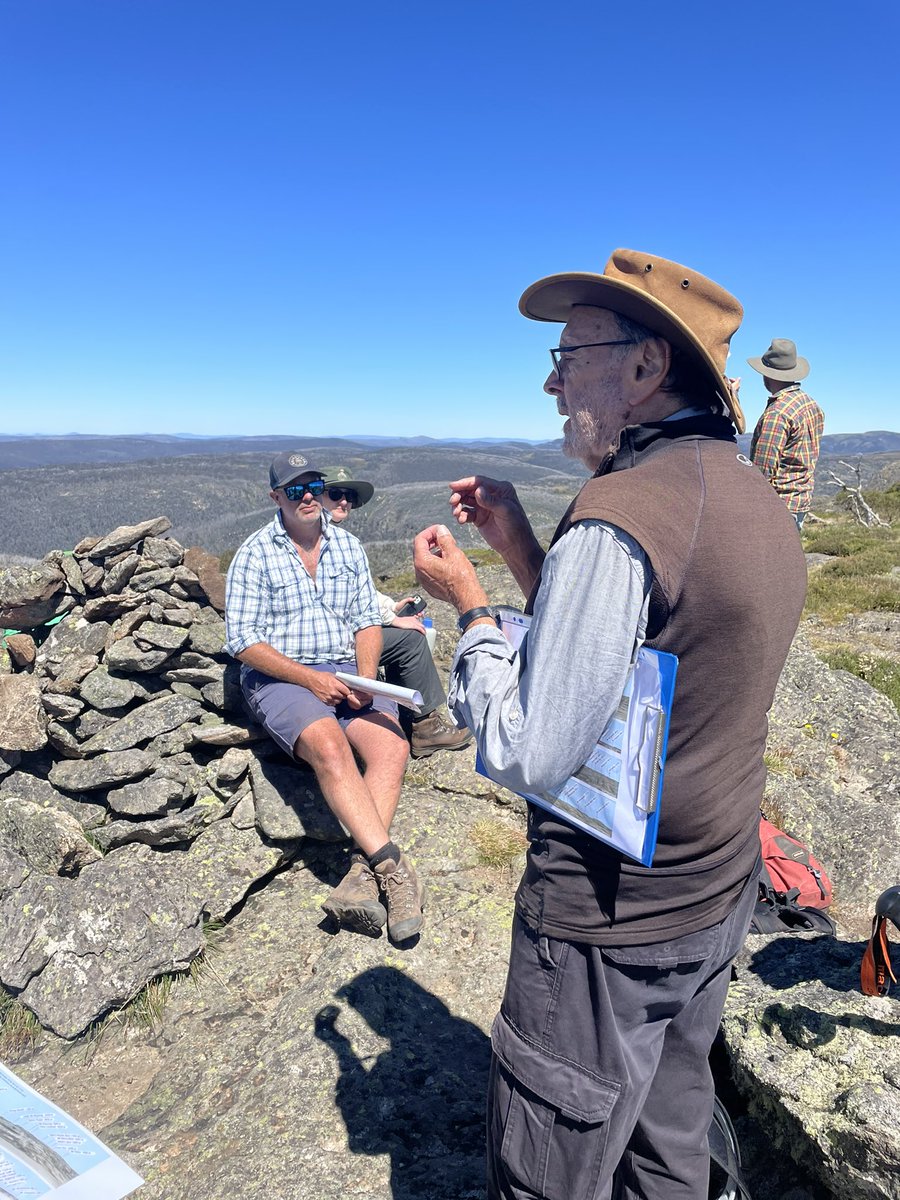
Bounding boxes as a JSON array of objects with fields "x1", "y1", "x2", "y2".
[
  {"x1": 327, "y1": 487, "x2": 358, "y2": 505},
  {"x1": 283, "y1": 480, "x2": 326, "y2": 500}
]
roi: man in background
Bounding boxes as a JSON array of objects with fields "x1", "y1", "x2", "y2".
[
  {"x1": 224, "y1": 452, "x2": 425, "y2": 944},
  {"x1": 747, "y1": 337, "x2": 824, "y2": 529},
  {"x1": 322, "y1": 465, "x2": 472, "y2": 759}
]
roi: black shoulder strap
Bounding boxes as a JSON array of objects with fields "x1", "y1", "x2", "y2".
[
  {"x1": 750, "y1": 864, "x2": 836, "y2": 936},
  {"x1": 708, "y1": 1095, "x2": 753, "y2": 1199}
]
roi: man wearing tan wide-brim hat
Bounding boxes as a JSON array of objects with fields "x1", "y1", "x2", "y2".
[
  {"x1": 413, "y1": 249, "x2": 807, "y2": 1198},
  {"x1": 747, "y1": 338, "x2": 824, "y2": 529}
]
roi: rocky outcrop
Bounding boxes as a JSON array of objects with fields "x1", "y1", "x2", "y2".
[
  {"x1": 3, "y1": 545, "x2": 900, "y2": 1199},
  {"x1": 717, "y1": 628, "x2": 900, "y2": 1200},
  {"x1": 723, "y1": 934, "x2": 900, "y2": 1200},
  {"x1": 0, "y1": 518, "x2": 339, "y2": 1037},
  {"x1": 761, "y1": 633, "x2": 900, "y2": 939}
]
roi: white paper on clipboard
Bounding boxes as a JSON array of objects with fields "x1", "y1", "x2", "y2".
[{"x1": 477, "y1": 610, "x2": 677, "y2": 866}]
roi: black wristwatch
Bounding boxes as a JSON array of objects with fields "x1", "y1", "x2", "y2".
[{"x1": 457, "y1": 606, "x2": 495, "y2": 633}]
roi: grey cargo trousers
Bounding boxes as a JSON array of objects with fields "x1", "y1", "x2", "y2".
[{"x1": 487, "y1": 869, "x2": 757, "y2": 1200}]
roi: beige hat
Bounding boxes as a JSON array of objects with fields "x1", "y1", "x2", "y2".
[
  {"x1": 746, "y1": 338, "x2": 809, "y2": 382},
  {"x1": 519, "y1": 248, "x2": 746, "y2": 433}
]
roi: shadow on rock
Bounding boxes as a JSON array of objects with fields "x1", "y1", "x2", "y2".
[
  {"x1": 745, "y1": 933, "x2": 870, "y2": 993},
  {"x1": 760, "y1": 1000, "x2": 900, "y2": 1049},
  {"x1": 314, "y1": 965, "x2": 491, "y2": 1200}
]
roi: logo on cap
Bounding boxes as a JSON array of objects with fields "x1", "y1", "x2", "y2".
[{"x1": 288, "y1": 454, "x2": 307, "y2": 468}]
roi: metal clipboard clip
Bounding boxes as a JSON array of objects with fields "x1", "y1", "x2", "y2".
[{"x1": 635, "y1": 704, "x2": 665, "y2": 813}]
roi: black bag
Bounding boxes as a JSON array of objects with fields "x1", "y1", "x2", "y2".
[{"x1": 748, "y1": 861, "x2": 836, "y2": 936}]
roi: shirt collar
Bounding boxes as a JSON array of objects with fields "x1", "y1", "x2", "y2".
[
  {"x1": 661, "y1": 404, "x2": 713, "y2": 422},
  {"x1": 770, "y1": 384, "x2": 802, "y2": 401}
]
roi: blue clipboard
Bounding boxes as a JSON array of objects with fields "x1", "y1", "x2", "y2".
[{"x1": 476, "y1": 611, "x2": 678, "y2": 866}]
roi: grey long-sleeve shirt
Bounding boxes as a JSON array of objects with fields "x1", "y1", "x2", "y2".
[{"x1": 448, "y1": 520, "x2": 650, "y2": 796}]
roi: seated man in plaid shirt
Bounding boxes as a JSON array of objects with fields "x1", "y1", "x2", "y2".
[{"x1": 224, "y1": 451, "x2": 425, "y2": 944}]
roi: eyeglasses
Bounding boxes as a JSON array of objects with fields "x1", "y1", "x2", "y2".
[
  {"x1": 327, "y1": 487, "x2": 358, "y2": 505},
  {"x1": 283, "y1": 479, "x2": 326, "y2": 500},
  {"x1": 549, "y1": 340, "x2": 635, "y2": 378}
]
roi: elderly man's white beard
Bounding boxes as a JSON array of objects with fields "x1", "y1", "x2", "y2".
[{"x1": 562, "y1": 408, "x2": 627, "y2": 473}]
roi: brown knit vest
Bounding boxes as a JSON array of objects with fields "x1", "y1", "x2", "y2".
[{"x1": 516, "y1": 422, "x2": 807, "y2": 944}]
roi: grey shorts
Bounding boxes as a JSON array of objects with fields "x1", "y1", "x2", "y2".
[{"x1": 242, "y1": 663, "x2": 400, "y2": 758}]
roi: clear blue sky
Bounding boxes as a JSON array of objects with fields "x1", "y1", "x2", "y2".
[{"x1": 1, "y1": 0, "x2": 897, "y2": 439}]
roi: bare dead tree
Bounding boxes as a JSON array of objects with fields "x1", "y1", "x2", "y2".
[{"x1": 827, "y1": 458, "x2": 890, "y2": 527}]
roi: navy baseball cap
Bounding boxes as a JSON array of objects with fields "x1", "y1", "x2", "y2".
[{"x1": 268, "y1": 451, "x2": 324, "y2": 490}]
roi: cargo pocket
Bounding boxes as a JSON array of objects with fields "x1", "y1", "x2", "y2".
[
  {"x1": 601, "y1": 924, "x2": 719, "y2": 970},
  {"x1": 490, "y1": 1013, "x2": 620, "y2": 1200}
]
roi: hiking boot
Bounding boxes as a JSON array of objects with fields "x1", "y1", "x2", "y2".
[
  {"x1": 410, "y1": 710, "x2": 473, "y2": 759},
  {"x1": 373, "y1": 852, "x2": 425, "y2": 942},
  {"x1": 321, "y1": 858, "x2": 387, "y2": 936}
]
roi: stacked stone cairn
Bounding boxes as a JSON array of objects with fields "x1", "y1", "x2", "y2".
[{"x1": 0, "y1": 517, "x2": 343, "y2": 1040}]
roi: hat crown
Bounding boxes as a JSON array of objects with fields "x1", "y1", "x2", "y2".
[
  {"x1": 269, "y1": 451, "x2": 324, "y2": 490},
  {"x1": 761, "y1": 339, "x2": 800, "y2": 371},
  {"x1": 603, "y1": 250, "x2": 743, "y2": 376}
]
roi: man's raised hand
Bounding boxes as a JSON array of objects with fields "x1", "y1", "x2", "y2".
[
  {"x1": 413, "y1": 524, "x2": 487, "y2": 611},
  {"x1": 448, "y1": 476, "x2": 533, "y2": 559}
]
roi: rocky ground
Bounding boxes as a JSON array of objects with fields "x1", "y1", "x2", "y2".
[{"x1": 3, "y1": 542, "x2": 900, "y2": 1200}]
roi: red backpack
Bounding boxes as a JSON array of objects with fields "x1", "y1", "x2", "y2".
[
  {"x1": 749, "y1": 815, "x2": 836, "y2": 935},
  {"x1": 758, "y1": 815, "x2": 832, "y2": 908}
]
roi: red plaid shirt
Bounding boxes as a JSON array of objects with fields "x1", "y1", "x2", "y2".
[{"x1": 750, "y1": 385, "x2": 824, "y2": 513}]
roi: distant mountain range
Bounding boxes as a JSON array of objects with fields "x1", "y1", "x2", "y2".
[
  {"x1": 735, "y1": 430, "x2": 900, "y2": 456},
  {"x1": 1, "y1": 430, "x2": 898, "y2": 471},
  {"x1": 0, "y1": 432, "x2": 560, "y2": 470},
  {"x1": 1, "y1": 430, "x2": 897, "y2": 563}
]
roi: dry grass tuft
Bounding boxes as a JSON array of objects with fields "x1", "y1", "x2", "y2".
[
  {"x1": 0, "y1": 989, "x2": 42, "y2": 1058},
  {"x1": 471, "y1": 819, "x2": 529, "y2": 868},
  {"x1": 763, "y1": 746, "x2": 807, "y2": 779}
]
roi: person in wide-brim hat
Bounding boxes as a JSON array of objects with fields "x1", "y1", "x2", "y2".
[
  {"x1": 321, "y1": 466, "x2": 375, "y2": 507},
  {"x1": 519, "y1": 248, "x2": 746, "y2": 432},
  {"x1": 412, "y1": 247, "x2": 809, "y2": 1199},
  {"x1": 746, "y1": 338, "x2": 809, "y2": 382}
]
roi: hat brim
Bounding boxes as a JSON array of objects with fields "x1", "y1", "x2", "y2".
[
  {"x1": 746, "y1": 355, "x2": 809, "y2": 382},
  {"x1": 324, "y1": 478, "x2": 374, "y2": 507},
  {"x1": 519, "y1": 272, "x2": 745, "y2": 433},
  {"x1": 272, "y1": 468, "x2": 326, "y2": 490}
]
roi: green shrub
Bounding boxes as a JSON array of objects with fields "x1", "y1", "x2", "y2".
[
  {"x1": 820, "y1": 543, "x2": 900, "y2": 577},
  {"x1": 805, "y1": 574, "x2": 900, "y2": 621},
  {"x1": 819, "y1": 649, "x2": 900, "y2": 712},
  {"x1": 868, "y1": 486, "x2": 900, "y2": 522},
  {"x1": 802, "y1": 525, "x2": 894, "y2": 557}
]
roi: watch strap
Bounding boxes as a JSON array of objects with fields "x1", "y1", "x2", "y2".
[{"x1": 457, "y1": 606, "x2": 495, "y2": 634}]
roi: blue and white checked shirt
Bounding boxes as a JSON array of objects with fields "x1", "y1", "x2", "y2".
[{"x1": 224, "y1": 513, "x2": 381, "y2": 665}]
